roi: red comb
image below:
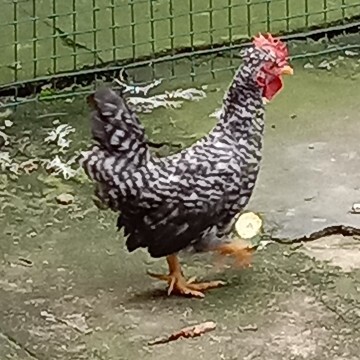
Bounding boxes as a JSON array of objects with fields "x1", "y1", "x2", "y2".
[{"x1": 252, "y1": 33, "x2": 289, "y2": 59}]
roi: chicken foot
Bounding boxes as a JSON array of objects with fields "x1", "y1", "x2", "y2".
[
  {"x1": 213, "y1": 242, "x2": 254, "y2": 268},
  {"x1": 147, "y1": 254, "x2": 225, "y2": 298}
]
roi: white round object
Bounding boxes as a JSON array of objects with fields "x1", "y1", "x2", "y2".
[{"x1": 234, "y1": 212, "x2": 263, "y2": 239}]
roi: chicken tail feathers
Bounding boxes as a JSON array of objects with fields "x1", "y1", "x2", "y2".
[{"x1": 87, "y1": 86, "x2": 150, "y2": 167}]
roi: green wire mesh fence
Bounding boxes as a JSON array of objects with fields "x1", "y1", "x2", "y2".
[{"x1": 1, "y1": 0, "x2": 360, "y2": 104}]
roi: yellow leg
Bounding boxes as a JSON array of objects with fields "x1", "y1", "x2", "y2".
[
  {"x1": 213, "y1": 242, "x2": 254, "y2": 268},
  {"x1": 147, "y1": 254, "x2": 225, "y2": 298}
]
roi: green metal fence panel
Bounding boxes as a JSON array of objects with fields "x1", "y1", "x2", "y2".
[{"x1": 1, "y1": 0, "x2": 360, "y2": 89}]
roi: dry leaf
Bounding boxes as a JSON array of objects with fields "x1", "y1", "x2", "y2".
[
  {"x1": 61, "y1": 313, "x2": 92, "y2": 334},
  {"x1": 351, "y1": 203, "x2": 360, "y2": 214},
  {"x1": 238, "y1": 324, "x2": 258, "y2": 332},
  {"x1": 148, "y1": 321, "x2": 216, "y2": 345},
  {"x1": 16, "y1": 257, "x2": 33, "y2": 267},
  {"x1": 44, "y1": 124, "x2": 75, "y2": 150},
  {"x1": 56, "y1": 193, "x2": 74, "y2": 205},
  {"x1": 40, "y1": 310, "x2": 92, "y2": 334},
  {"x1": 19, "y1": 159, "x2": 38, "y2": 174},
  {"x1": 4, "y1": 120, "x2": 13, "y2": 128}
]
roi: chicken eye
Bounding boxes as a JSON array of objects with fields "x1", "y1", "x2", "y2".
[
  {"x1": 276, "y1": 58, "x2": 287, "y2": 68},
  {"x1": 266, "y1": 62, "x2": 276, "y2": 71}
]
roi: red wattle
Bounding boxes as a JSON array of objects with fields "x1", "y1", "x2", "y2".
[{"x1": 263, "y1": 76, "x2": 283, "y2": 101}]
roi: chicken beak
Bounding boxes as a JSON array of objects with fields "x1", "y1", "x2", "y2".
[{"x1": 281, "y1": 65, "x2": 294, "y2": 75}]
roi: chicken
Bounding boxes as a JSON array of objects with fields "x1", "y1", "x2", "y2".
[{"x1": 79, "y1": 33, "x2": 293, "y2": 298}]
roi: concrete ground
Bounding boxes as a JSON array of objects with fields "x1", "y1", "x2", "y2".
[{"x1": 0, "y1": 54, "x2": 360, "y2": 359}]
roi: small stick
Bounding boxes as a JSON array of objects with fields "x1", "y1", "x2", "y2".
[
  {"x1": 37, "y1": 113, "x2": 68, "y2": 119},
  {"x1": 148, "y1": 321, "x2": 216, "y2": 346}
]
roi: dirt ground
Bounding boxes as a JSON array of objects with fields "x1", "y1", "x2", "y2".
[{"x1": 1, "y1": 54, "x2": 360, "y2": 360}]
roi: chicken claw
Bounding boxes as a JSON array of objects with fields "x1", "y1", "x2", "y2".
[
  {"x1": 147, "y1": 255, "x2": 225, "y2": 298},
  {"x1": 147, "y1": 271, "x2": 225, "y2": 298}
]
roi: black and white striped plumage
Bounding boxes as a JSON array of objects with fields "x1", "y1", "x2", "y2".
[{"x1": 80, "y1": 42, "x2": 286, "y2": 258}]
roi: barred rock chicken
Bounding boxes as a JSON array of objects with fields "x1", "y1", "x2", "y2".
[{"x1": 79, "y1": 33, "x2": 293, "y2": 298}]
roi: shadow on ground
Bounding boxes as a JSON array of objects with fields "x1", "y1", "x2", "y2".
[{"x1": 0, "y1": 55, "x2": 360, "y2": 359}]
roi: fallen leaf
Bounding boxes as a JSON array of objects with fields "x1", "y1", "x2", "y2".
[
  {"x1": 345, "y1": 50, "x2": 358, "y2": 57},
  {"x1": 312, "y1": 217, "x2": 327, "y2": 223},
  {"x1": 27, "y1": 231, "x2": 37, "y2": 238},
  {"x1": 304, "y1": 62, "x2": 314, "y2": 69},
  {"x1": 56, "y1": 193, "x2": 74, "y2": 205},
  {"x1": 40, "y1": 310, "x2": 92, "y2": 334},
  {"x1": 19, "y1": 159, "x2": 38, "y2": 174},
  {"x1": 62, "y1": 313, "x2": 93, "y2": 334},
  {"x1": 40, "y1": 310, "x2": 57, "y2": 322},
  {"x1": 17, "y1": 257, "x2": 33, "y2": 267},
  {"x1": 238, "y1": 324, "x2": 258, "y2": 332},
  {"x1": 304, "y1": 196, "x2": 315, "y2": 202},
  {"x1": 351, "y1": 203, "x2": 360, "y2": 214},
  {"x1": 318, "y1": 60, "x2": 333, "y2": 70},
  {"x1": 4, "y1": 120, "x2": 13, "y2": 128},
  {"x1": 148, "y1": 321, "x2": 216, "y2": 345}
]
